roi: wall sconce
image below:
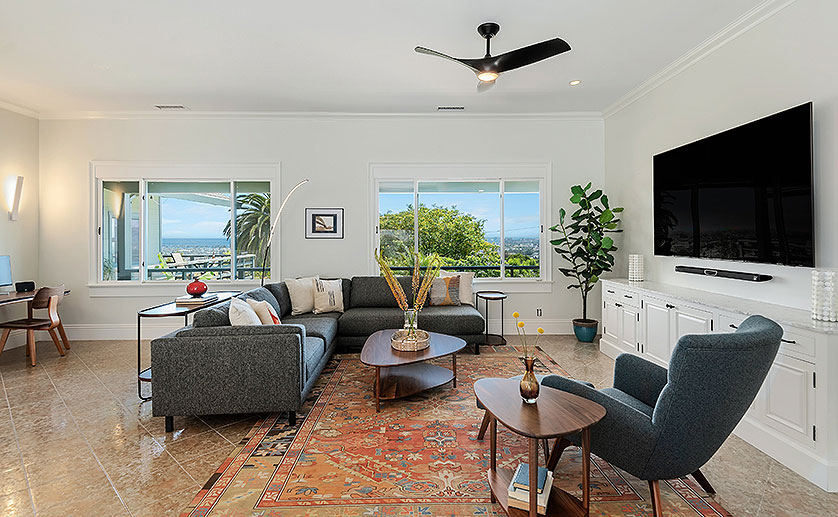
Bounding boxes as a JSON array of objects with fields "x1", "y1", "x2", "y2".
[{"x1": 8, "y1": 176, "x2": 23, "y2": 221}]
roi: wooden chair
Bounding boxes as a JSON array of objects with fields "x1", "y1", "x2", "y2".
[{"x1": 0, "y1": 285, "x2": 70, "y2": 366}]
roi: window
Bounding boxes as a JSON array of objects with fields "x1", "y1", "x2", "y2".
[
  {"x1": 98, "y1": 178, "x2": 271, "y2": 283},
  {"x1": 375, "y1": 169, "x2": 546, "y2": 280}
]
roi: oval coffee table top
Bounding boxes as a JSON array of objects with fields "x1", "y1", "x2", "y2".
[
  {"x1": 474, "y1": 377, "x2": 606, "y2": 439},
  {"x1": 360, "y1": 329, "x2": 466, "y2": 367}
]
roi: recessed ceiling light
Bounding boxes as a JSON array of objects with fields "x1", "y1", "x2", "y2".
[{"x1": 569, "y1": 80, "x2": 582, "y2": 86}]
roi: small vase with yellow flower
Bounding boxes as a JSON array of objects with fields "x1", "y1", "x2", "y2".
[{"x1": 513, "y1": 312, "x2": 545, "y2": 403}]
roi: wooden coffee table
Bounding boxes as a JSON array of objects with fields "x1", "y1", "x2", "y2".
[
  {"x1": 474, "y1": 378, "x2": 606, "y2": 517},
  {"x1": 360, "y1": 329, "x2": 466, "y2": 412}
]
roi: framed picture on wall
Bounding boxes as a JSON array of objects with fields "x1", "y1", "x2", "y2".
[{"x1": 305, "y1": 208, "x2": 344, "y2": 239}]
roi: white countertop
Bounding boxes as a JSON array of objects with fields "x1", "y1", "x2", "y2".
[{"x1": 603, "y1": 278, "x2": 838, "y2": 335}]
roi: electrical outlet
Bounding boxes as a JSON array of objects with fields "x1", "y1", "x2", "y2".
[{"x1": 536, "y1": 308, "x2": 543, "y2": 317}]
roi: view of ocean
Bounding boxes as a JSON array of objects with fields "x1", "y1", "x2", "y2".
[{"x1": 161, "y1": 238, "x2": 230, "y2": 255}]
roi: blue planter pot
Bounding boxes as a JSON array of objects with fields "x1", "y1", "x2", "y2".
[{"x1": 573, "y1": 319, "x2": 599, "y2": 342}]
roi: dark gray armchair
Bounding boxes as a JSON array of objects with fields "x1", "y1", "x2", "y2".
[{"x1": 541, "y1": 315, "x2": 782, "y2": 516}]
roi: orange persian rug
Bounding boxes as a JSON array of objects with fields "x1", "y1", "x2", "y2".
[{"x1": 181, "y1": 346, "x2": 731, "y2": 516}]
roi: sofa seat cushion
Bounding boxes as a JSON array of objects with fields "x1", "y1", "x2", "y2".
[
  {"x1": 339, "y1": 308, "x2": 403, "y2": 336},
  {"x1": 417, "y1": 305, "x2": 484, "y2": 335},
  {"x1": 282, "y1": 313, "x2": 340, "y2": 344},
  {"x1": 304, "y1": 336, "x2": 326, "y2": 379},
  {"x1": 600, "y1": 387, "x2": 654, "y2": 418}
]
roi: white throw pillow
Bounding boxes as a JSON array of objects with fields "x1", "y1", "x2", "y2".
[
  {"x1": 314, "y1": 278, "x2": 344, "y2": 314},
  {"x1": 246, "y1": 298, "x2": 281, "y2": 324},
  {"x1": 284, "y1": 276, "x2": 319, "y2": 315},
  {"x1": 441, "y1": 270, "x2": 474, "y2": 306},
  {"x1": 229, "y1": 298, "x2": 262, "y2": 326}
]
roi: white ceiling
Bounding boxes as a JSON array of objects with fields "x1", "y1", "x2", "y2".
[{"x1": 0, "y1": 0, "x2": 766, "y2": 115}]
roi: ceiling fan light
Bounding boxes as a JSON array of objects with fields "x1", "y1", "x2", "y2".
[
  {"x1": 477, "y1": 71, "x2": 499, "y2": 82},
  {"x1": 569, "y1": 79, "x2": 582, "y2": 86}
]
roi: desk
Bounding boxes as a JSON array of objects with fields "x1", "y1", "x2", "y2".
[
  {"x1": 0, "y1": 289, "x2": 72, "y2": 307},
  {"x1": 0, "y1": 289, "x2": 73, "y2": 355},
  {"x1": 136, "y1": 291, "x2": 239, "y2": 401}
]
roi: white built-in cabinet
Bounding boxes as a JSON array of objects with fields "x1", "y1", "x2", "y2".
[{"x1": 599, "y1": 279, "x2": 837, "y2": 492}]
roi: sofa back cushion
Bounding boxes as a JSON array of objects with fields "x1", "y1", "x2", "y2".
[
  {"x1": 264, "y1": 280, "x2": 349, "y2": 317},
  {"x1": 193, "y1": 287, "x2": 281, "y2": 327},
  {"x1": 350, "y1": 276, "x2": 413, "y2": 308},
  {"x1": 193, "y1": 302, "x2": 232, "y2": 327}
]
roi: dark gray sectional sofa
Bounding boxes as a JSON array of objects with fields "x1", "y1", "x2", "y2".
[{"x1": 150, "y1": 276, "x2": 485, "y2": 431}]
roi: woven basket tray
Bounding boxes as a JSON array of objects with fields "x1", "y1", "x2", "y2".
[{"x1": 390, "y1": 329, "x2": 431, "y2": 351}]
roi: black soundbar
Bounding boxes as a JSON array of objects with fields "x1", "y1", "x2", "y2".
[{"x1": 675, "y1": 265, "x2": 773, "y2": 282}]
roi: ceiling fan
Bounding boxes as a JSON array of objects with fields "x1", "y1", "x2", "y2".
[{"x1": 415, "y1": 22, "x2": 571, "y2": 92}]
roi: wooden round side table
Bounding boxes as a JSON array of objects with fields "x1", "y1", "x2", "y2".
[
  {"x1": 474, "y1": 378, "x2": 606, "y2": 517},
  {"x1": 475, "y1": 290, "x2": 508, "y2": 354}
]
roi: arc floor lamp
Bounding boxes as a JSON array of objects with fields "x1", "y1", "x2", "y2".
[{"x1": 260, "y1": 178, "x2": 309, "y2": 286}]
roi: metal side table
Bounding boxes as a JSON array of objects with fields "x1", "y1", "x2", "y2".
[
  {"x1": 475, "y1": 290, "x2": 508, "y2": 355},
  {"x1": 137, "y1": 291, "x2": 239, "y2": 401}
]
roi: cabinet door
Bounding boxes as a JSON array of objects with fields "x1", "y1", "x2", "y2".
[
  {"x1": 642, "y1": 296, "x2": 672, "y2": 367},
  {"x1": 760, "y1": 354, "x2": 816, "y2": 447},
  {"x1": 672, "y1": 304, "x2": 713, "y2": 341},
  {"x1": 620, "y1": 305, "x2": 640, "y2": 354},
  {"x1": 603, "y1": 300, "x2": 622, "y2": 343}
]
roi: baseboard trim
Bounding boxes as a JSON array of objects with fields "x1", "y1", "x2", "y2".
[
  {"x1": 734, "y1": 417, "x2": 836, "y2": 492},
  {"x1": 486, "y1": 318, "x2": 574, "y2": 336}
]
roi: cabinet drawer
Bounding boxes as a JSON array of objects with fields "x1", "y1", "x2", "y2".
[
  {"x1": 617, "y1": 288, "x2": 641, "y2": 308},
  {"x1": 603, "y1": 284, "x2": 619, "y2": 300},
  {"x1": 778, "y1": 326, "x2": 816, "y2": 360}
]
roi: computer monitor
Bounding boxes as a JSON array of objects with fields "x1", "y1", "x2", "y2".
[{"x1": 0, "y1": 255, "x2": 12, "y2": 290}]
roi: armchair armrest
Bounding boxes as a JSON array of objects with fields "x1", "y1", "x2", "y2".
[
  {"x1": 541, "y1": 373, "x2": 658, "y2": 475},
  {"x1": 612, "y1": 353, "x2": 668, "y2": 408}
]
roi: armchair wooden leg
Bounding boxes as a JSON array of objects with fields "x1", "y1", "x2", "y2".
[
  {"x1": 48, "y1": 329, "x2": 65, "y2": 356},
  {"x1": 165, "y1": 416, "x2": 174, "y2": 433},
  {"x1": 288, "y1": 411, "x2": 296, "y2": 426},
  {"x1": 691, "y1": 468, "x2": 716, "y2": 494},
  {"x1": 477, "y1": 411, "x2": 490, "y2": 440},
  {"x1": 546, "y1": 437, "x2": 571, "y2": 470},
  {"x1": 0, "y1": 329, "x2": 10, "y2": 358},
  {"x1": 649, "y1": 480, "x2": 663, "y2": 517}
]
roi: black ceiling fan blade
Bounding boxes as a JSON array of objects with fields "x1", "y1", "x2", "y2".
[
  {"x1": 415, "y1": 46, "x2": 479, "y2": 72},
  {"x1": 491, "y1": 38, "x2": 571, "y2": 73}
]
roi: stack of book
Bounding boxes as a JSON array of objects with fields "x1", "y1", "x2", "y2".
[
  {"x1": 175, "y1": 293, "x2": 218, "y2": 307},
  {"x1": 507, "y1": 463, "x2": 553, "y2": 514}
]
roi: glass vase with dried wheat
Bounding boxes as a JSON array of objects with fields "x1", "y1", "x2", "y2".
[{"x1": 375, "y1": 250, "x2": 440, "y2": 351}]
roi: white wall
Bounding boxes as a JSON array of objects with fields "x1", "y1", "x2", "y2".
[
  {"x1": 0, "y1": 107, "x2": 39, "y2": 345},
  {"x1": 604, "y1": 0, "x2": 835, "y2": 310},
  {"x1": 38, "y1": 116, "x2": 604, "y2": 339}
]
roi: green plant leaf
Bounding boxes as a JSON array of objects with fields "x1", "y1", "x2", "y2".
[
  {"x1": 601, "y1": 195, "x2": 610, "y2": 209},
  {"x1": 571, "y1": 185, "x2": 584, "y2": 196},
  {"x1": 601, "y1": 236, "x2": 613, "y2": 249},
  {"x1": 589, "y1": 189, "x2": 602, "y2": 200},
  {"x1": 599, "y1": 210, "x2": 614, "y2": 224}
]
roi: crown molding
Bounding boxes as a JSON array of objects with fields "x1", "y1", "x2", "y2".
[
  {"x1": 602, "y1": 0, "x2": 799, "y2": 119},
  {"x1": 0, "y1": 98, "x2": 39, "y2": 119},
  {"x1": 37, "y1": 110, "x2": 603, "y2": 122}
]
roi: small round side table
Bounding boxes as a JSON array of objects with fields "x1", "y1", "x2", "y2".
[{"x1": 475, "y1": 290, "x2": 508, "y2": 355}]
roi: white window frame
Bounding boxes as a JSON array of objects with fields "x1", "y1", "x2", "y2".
[
  {"x1": 369, "y1": 162, "x2": 551, "y2": 293},
  {"x1": 88, "y1": 161, "x2": 280, "y2": 297}
]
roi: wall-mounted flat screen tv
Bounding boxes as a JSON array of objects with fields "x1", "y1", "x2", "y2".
[{"x1": 653, "y1": 102, "x2": 814, "y2": 267}]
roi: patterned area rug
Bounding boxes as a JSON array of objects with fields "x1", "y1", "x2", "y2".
[{"x1": 182, "y1": 346, "x2": 731, "y2": 516}]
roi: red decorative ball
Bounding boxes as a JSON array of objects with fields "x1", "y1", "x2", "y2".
[{"x1": 186, "y1": 279, "x2": 208, "y2": 297}]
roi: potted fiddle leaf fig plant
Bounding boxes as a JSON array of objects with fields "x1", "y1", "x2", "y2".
[{"x1": 550, "y1": 183, "x2": 623, "y2": 342}]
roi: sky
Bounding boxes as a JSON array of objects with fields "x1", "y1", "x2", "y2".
[
  {"x1": 160, "y1": 197, "x2": 231, "y2": 239},
  {"x1": 379, "y1": 192, "x2": 541, "y2": 239}
]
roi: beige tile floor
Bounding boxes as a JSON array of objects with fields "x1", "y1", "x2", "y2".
[{"x1": 0, "y1": 335, "x2": 836, "y2": 516}]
